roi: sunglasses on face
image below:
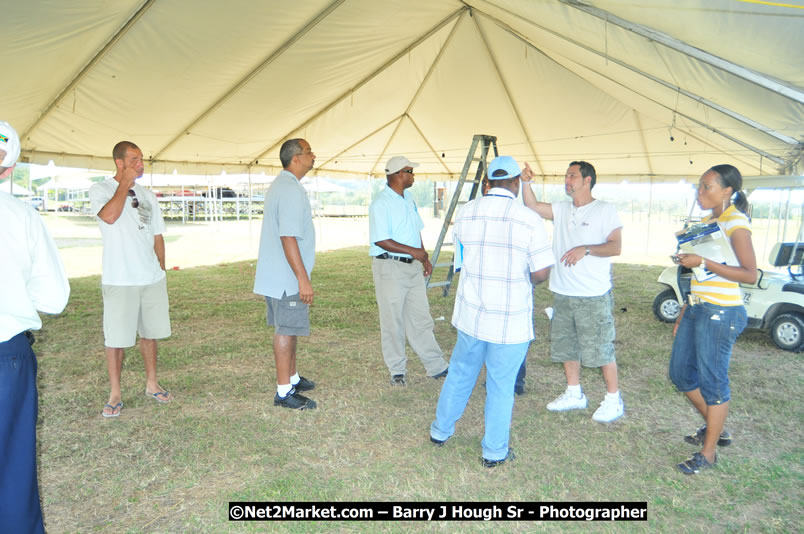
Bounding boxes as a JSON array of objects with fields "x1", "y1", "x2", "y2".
[{"x1": 128, "y1": 189, "x2": 139, "y2": 208}]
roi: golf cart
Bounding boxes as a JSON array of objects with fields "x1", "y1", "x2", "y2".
[{"x1": 653, "y1": 241, "x2": 804, "y2": 352}]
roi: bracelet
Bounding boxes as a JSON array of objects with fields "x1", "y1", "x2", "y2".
[{"x1": 699, "y1": 257, "x2": 706, "y2": 269}]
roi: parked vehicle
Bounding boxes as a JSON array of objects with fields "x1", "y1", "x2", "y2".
[
  {"x1": 202, "y1": 187, "x2": 238, "y2": 199},
  {"x1": 29, "y1": 196, "x2": 45, "y2": 211},
  {"x1": 653, "y1": 241, "x2": 804, "y2": 352},
  {"x1": 169, "y1": 189, "x2": 196, "y2": 197}
]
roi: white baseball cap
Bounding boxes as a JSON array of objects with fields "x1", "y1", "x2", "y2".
[
  {"x1": 0, "y1": 121, "x2": 21, "y2": 168},
  {"x1": 385, "y1": 155, "x2": 419, "y2": 175}
]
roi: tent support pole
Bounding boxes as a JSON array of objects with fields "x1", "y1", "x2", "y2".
[
  {"x1": 476, "y1": 9, "x2": 794, "y2": 161},
  {"x1": 559, "y1": 0, "x2": 804, "y2": 105}
]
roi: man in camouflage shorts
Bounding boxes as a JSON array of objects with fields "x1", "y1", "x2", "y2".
[{"x1": 521, "y1": 160, "x2": 625, "y2": 423}]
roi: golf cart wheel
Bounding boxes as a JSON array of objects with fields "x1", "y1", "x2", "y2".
[
  {"x1": 653, "y1": 289, "x2": 682, "y2": 323},
  {"x1": 770, "y1": 313, "x2": 804, "y2": 352}
]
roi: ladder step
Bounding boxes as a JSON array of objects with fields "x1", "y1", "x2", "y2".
[{"x1": 427, "y1": 134, "x2": 497, "y2": 298}]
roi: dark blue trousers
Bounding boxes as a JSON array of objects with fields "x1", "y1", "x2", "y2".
[{"x1": 0, "y1": 332, "x2": 45, "y2": 534}]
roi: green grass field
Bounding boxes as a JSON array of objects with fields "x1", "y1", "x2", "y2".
[{"x1": 36, "y1": 248, "x2": 802, "y2": 532}]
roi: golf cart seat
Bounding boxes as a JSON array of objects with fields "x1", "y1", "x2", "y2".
[{"x1": 769, "y1": 242, "x2": 804, "y2": 280}]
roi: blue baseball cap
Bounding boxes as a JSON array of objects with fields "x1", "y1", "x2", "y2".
[{"x1": 487, "y1": 156, "x2": 520, "y2": 180}]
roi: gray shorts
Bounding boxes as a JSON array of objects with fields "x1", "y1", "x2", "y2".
[
  {"x1": 102, "y1": 276, "x2": 171, "y2": 348},
  {"x1": 550, "y1": 291, "x2": 616, "y2": 367},
  {"x1": 266, "y1": 292, "x2": 310, "y2": 336}
]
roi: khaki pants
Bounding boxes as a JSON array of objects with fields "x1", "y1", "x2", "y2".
[
  {"x1": 372, "y1": 257, "x2": 447, "y2": 376},
  {"x1": 102, "y1": 276, "x2": 171, "y2": 348}
]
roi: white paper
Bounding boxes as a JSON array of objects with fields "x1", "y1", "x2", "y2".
[{"x1": 676, "y1": 222, "x2": 738, "y2": 281}]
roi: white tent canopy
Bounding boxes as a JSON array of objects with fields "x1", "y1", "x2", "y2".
[
  {"x1": 4, "y1": 0, "x2": 802, "y2": 183},
  {"x1": 1, "y1": 181, "x2": 34, "y2": 196},
  {"x1": 38, "y1": 177, "x2": 96, "y2": 192}
]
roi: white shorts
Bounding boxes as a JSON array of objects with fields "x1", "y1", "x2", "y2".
[{"x1": 102, "y1": 276, "x2": 171, "y2": 348}]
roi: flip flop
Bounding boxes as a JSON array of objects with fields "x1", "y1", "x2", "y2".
[
  {"x1": 146, "y1": 390, "x2": 172, "y2": 404},
  {"x1": 102, "y1": 402, "x2": 123, "y2": 418}
]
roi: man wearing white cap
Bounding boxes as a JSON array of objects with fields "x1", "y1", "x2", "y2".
[
  {"x1": 369, "y1": 156, "x2": 449, "y2": 386},
  {"x1": 0, "y1": 120, "x2": 70, "y2": 533},
  {"x1": 430, "y1": 156, "x2": 553, "y2": 467}
]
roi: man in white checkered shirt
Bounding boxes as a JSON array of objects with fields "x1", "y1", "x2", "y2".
[{"x1": 429, "y1": 156, "x2": 554, "y2": 467}]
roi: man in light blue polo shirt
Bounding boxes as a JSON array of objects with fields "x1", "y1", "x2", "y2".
[
  {"x1": 254, "y1": 138, "x2": 318, "y2": 410},
  {"x1": 369, "y1": 156, "x2": 448, "y2": 387}
]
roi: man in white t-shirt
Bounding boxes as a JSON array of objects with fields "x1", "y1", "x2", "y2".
[
  {"x1": 89, "y1": 141, "x2": 172, "y2": 418},
  {"x1": 521, "y1": 161, "x2": 625, "y2": 423}
]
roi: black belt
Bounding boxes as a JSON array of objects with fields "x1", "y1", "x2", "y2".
[{"x1": 375, "y1": 253, "x2": 414, "y2": 264}]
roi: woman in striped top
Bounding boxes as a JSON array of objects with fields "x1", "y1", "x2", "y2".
[{"x1": 668, "y1": 164, "x2": 757, "y2": 475}]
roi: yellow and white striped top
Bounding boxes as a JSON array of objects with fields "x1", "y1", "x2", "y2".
[{"x1": 690, "y1": 205, "x2": 750, "y2": 306}]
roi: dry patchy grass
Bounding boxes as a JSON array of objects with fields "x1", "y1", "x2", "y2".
[{"x1": 35, "y1": 249, "x2": 802, "y2": 533}]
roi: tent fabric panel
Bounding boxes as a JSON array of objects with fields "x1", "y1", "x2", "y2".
[
  {"x1": 373, "y1": 116, "x2": 452, "y2": 176},
  {"x1": 21, "y1": 0, "x2": 337, "y2": 163},
  {"x1": 520, "y1": 20, "x2": 794, "y2": 172},
  {"x1": 2, "y1": 0, "x2": 800, "y2": 182},
  {"x1": 552, "y1": 54, "x2": 774, "y2": 176},
  {"x1": 310, "y1": 118, "x2": 400, "y2": 178},
  {"x1": 475, "y1": 16, "x2": 653, "y2": 176},
  {"x1": 160, "y1": 0, "x2": 464, "y2": 166},
  {"x1": 475, "y1": 0, "x2": 802, "y2": 159},
  {"x1": 404, "y1": 13, "x2": 529, "y2": 174},
  {"x1": 5, "y1": 1, "x2": 144, "y2": 135},
  {"x1": 260, "y1": 18, "x2": 459, "y2": 174},
  {"x1": 604, "y1": 28, "x2": 804, "y2": 141},
  {"x1": 588, "y1": 0, "x2": 804, "y2": 87}
]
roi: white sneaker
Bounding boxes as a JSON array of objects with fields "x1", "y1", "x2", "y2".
[
  {"x1": 546, "y1": 389, "x2": 588, "y2": 412},
  {"x1": 592, "y1": 395, "x2": 625, "y2": 423}
]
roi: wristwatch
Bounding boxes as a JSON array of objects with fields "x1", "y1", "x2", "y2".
[{"x1": 585, "y1": 246, "x2": 591, "y2": 256}]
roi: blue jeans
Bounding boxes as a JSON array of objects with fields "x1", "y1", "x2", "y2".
[
  {"x1": 0, "y1": 333, "x2": 45, "y2": 534},
  {"x1": 669, "y1": 302, "x2": 747, "y2": 405},
  {"x1": 430, "y1": 330, "x2": 529, "y2": 461}
]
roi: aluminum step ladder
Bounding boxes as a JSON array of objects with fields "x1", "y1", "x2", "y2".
[{"x1": 426, "y1": 134, "x2": 498, "y2": 296}]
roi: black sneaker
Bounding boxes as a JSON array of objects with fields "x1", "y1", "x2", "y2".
[
  {"x1": 514, "y1": 386, "x2": 525, "y2": 396},
  {"x1": 430, "y1": 436, "x2": 446, "y2": 446},
  {"x1": 430, "y1": 368, "x2": 448, "y2": 379},
  {"x1": 293, "y1": 376, "x2": 315, "y2": 392},
  {"x1": 390, "y1": 374, "x2": 406, "y2": 387},
  {"x1": 483, "y1": 448, "x2": 516, "y2": 468},
  {"x1": 684, "y1": 424, "x2": 732, "y2": 447},
  {"x1": 274, "y1": 390, "x2": 316, "y2": 410},
  {"x1": 677, "y1": 452, "x2": 717, "y2": 475}
]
